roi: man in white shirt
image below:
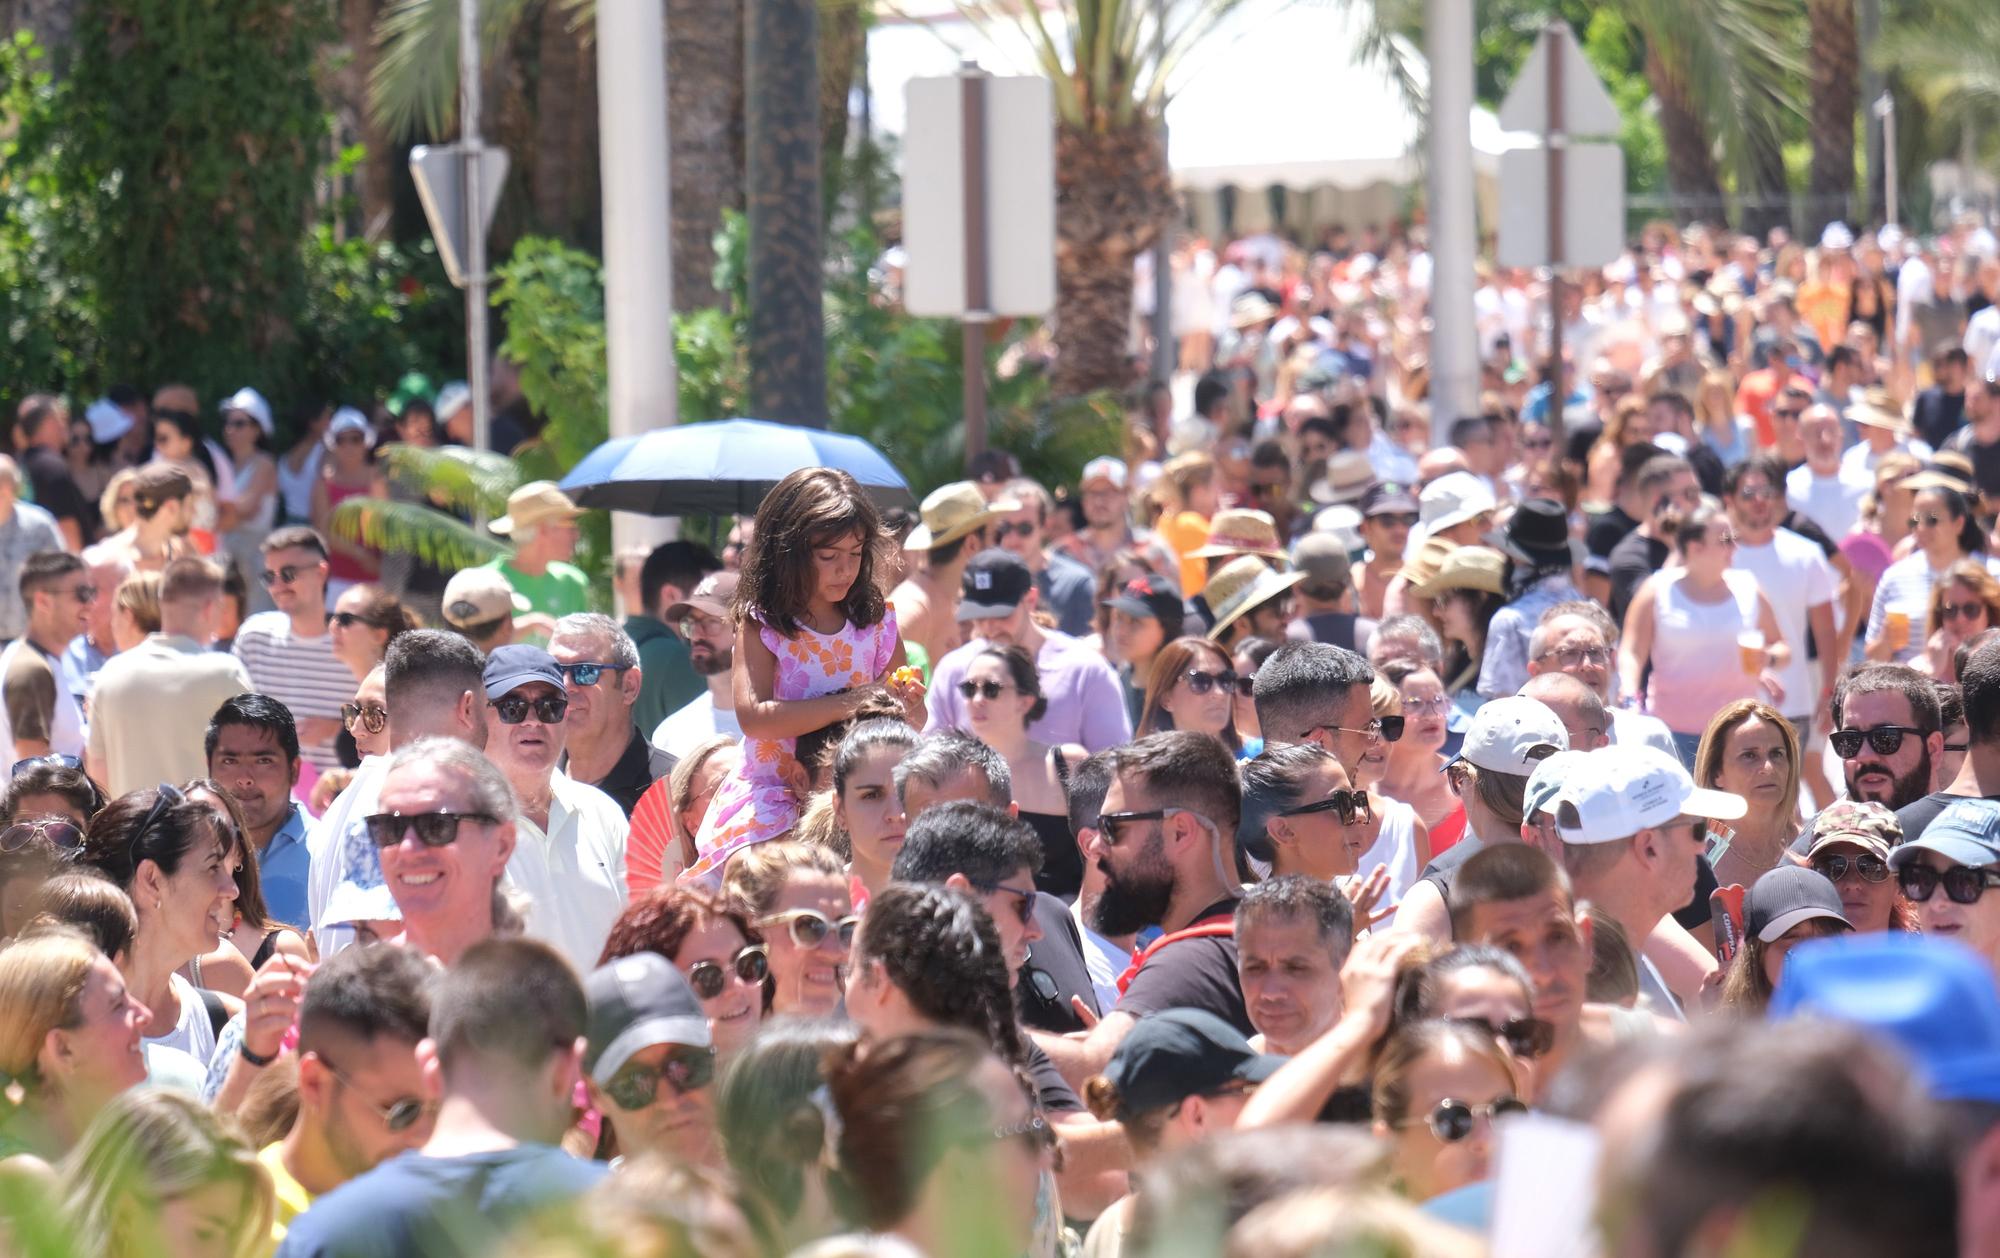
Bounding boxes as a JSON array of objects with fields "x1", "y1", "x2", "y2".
[
  {"x1": 481, "y1": 644, "x2": 628, "y2": 970},
  {"x1": 652, "y1": 572, "x2": 743, "y2": 757},
  {"x1": 1786, "y1": 404, "x2": 1872, "y2": 541},
  {"x1": 1727, "y1": 455, "x2": 1840, "y2": 808},
  {"x1": 232, "y1": 527, "x2": 358, "y2": 771},
  {"x1": 1966, "y1": 259, "x2": 2000, "y2": 373}
]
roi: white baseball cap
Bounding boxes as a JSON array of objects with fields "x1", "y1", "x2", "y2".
[
  {"x1": 1553, "y1": 745, "x2": 1747, "y2": 845},
  {"x1": 1081, "y1": 457, "x2": 1129, "y2": 491},
  {"x1": 1419, "y1": 472, "x2": 1497, "y2": 536},
  {"x1": 1443, "y1": 696, "x2": 1569, "y2": 777}
]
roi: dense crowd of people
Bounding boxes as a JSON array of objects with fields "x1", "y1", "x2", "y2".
[{"x1": 5, "y1": 213, "x2": 2000, "y2": 1257}]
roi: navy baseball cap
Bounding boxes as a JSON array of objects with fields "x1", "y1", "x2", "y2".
[
  {"x1": 1887, "y1": 798, "x2": 2000, "y2": 873},
  {"x1": 583, "y1": 952, "x2": 713, "y2": 1085},
  {"x1": 1772, "y1": 933, "x2": 2000, "y2": 1105},
  {"x1": 1101, "y1": 1009, "x2": 1284, "y2": 1113},
  {"x1": 957, "y1": 548, "x2": 1034, "y2": 621},
  {"x1": 482, "y1": 644, "x2": 564, "y2": 699}
]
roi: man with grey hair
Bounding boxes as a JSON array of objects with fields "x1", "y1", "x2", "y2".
[
  {"x1": 894, "y1": 728, "x2": 1013, "y2": 819},
  {"x1": 1250, "y1": 641, "x2": 1383, "y2": 776},
  {"x1": 549, "y1": 612, "x2": 673, "y2": 817},
  {"x1": 1366, "y1": 614, "x2": 1445, "y2": 674},
  {"x1": 1526, "y1": 600, "x2": 1678, "y2": 761},
  {"x1": 368, "y1": 735, "x2": 522, "y2": 967},
  {"x1": 0, "y1": 454, "x2": 66, "y2": 641},
  {"x1": 999, "y1": 477, "x2": 1096, "y2": 636}
]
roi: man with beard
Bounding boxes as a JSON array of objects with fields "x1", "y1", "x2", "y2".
[
  {"x1": 262, "y1": 942, "x2": 435, "y2": 1245},
  {"x1": 1831, "y1": 664, "x2": 1943, "y2": 812},
  {"x1": 652, "y1": 572, "x2": 742, "y2": 757},
  {"x1": 1036, "y1": 730, "x2": 1247, "y2": 1091},
  {"x1": 548, "y1": 613, "x2": 674, "y2": 817}
]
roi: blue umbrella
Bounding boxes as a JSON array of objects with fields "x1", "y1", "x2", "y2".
[{"x1": 559, "y1": 419, "x2": 916, "y2": 516}]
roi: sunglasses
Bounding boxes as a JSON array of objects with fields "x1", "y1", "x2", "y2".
[
  {"x1": 491, "y1": 695, "x2": 568, "y2": 725},
  {"x1": 1369, "y1": 512, "x2": 1421, "y2": 530},
  {"x1": 603, "y1": 1046, "x2": 717, "y2": 1111},
  {"x1": 1830, "y1": 725, "x2": 1926, "y2": 759},
  {"x1": 317, "y1": 1055, "x2": 431, "y2": 1132},
  {"x1": 11, "y1": 753, "x2": 82, "y2": 776},
  {"x1": 993, "y1": 521, "x2": 1036, "y2": 540},
  {"x1": 1232, "y1": 673, "x2": 1258, "y2": 697},
  {"x1": 329, "y1": 611, "x2": 378, "y2": 630},
  {"x1": 1096, "y1": 807, "x2": 1207, "y2": 845},
  {"x1": 260, "y1": 564, "x2": 308, "y2": 587},
  {"x1": 1814, "y1": 852, "x2": 1890, "y2": 884},
  {"x1": 362, "y1": 810, "x2": 496, "y2": 848},
  {"x1": 759, "y1": 908, "x2": 860, "y2": 950},
  {"x1": 557, "y1": 662, "x2": 624, "y2": 687},
  {"x1": 1398, "y1": 695, "x2": 1449, "y2": 716},
  {"x1": 1943, "y1": 601, "x2": 1988, "y2": 623},
  {"x1": 972, "y1": 881, "x2": 1038, "y2": 927},
  {"x1": 0, "y1": 816, "x2": 84, "y2": 854},
  {"x1": 1318, "y1": 716, "x2": 1405, "y2": 743},
  {"x1": 1279, "y1": 788, "x2": 1372, "y2": 825},
  {"x1": 1911, "y1": 514, "x2": 1949, "y2": 529},
  {"x1": 1397, "y1": 1096, "x2": 1528, "y2": 1143},
  {"x1": 686, "y1": 946, "x2": 769, "y2": 999},
  {"x1": 1454, "y1": 1015, "x2": 1556, "y2": 1059},
  {"x1": 341, "y1": 702, "x2": 388, "y2": 734},
  {"x1": 1899, "y1": 862, "x2": 2000, "y2": 905},
  {"x1": 958, "y1": 680, "x2": 1013, "y2": 701},
  {"x1": 1182, "y1": 668, "x2": 1240, "y2": 696}
]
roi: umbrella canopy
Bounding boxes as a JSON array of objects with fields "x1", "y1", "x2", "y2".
[{"x1": 559, "y1": 419, "x2": 916, "y2": 516}]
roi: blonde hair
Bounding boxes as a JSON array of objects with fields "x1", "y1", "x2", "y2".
[
  {"x1": 721, "y1": 841, "x2": 846, "y2": 916},
  {"x1": 0, "y1": 929, "x2": 99, "y2": 1097},
  {"x1": 98, "y1": 467, "x2": 141, "y2": 530},
  {"x1": 792, "y1": 790, "x2": 849, "y2": 861},
  {"x1": 667, "y1": 736, "x2": 740, "y2": 871},
  {"x1": 114, "y1": 570, "x2": 163, "y2": 635},
  {"x1": 1369, "y1": 676, "x2": 1402, "y2": 717},
  {"x1": 1161, "y1": 451, "x2": 1217, "y2": 510},
  {"x1": 60, "y1": 1089, "x2": 273, "y2": 1258}
]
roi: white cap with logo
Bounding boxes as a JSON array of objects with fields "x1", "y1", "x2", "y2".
[
  {"x1": 1553, "y1": 745, "x2": 1748, "y2": 844},
  {"x1": 1443, "y1": 696, "x2": 1569, "y2": 776}
]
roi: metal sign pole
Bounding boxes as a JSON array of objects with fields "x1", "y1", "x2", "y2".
[
  {"x1": 1543, "y1": 22, "x2": 1566, "y2": 462},
  {"x1": 461, "y1": 0, "x2": 491, "y2": 468},
  {"x1": 960, "y1": 61, "x2": 990, "y2": 470}
]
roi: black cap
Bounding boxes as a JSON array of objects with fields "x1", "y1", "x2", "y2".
[
  {"x1": 1745, "y1": 866, "x2": 1851, "y2": 945},
  {"x1": 583, "y1": 952, "x2": 713, "y2": 1085},
  {"x1": 957, "y1": 548, "x2": 1034, "y2": 621},
  {"x1": 1100, "y1": 575, "x2": 1184, "y2": 628},
  {"x1": 482, "y1": 644, "x2": 564, "y2": 699},
  {"x1": 1101, "y1": 1009, "x2": 1284, "y2": 1112}
]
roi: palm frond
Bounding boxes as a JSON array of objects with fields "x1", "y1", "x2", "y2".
[
  {"x1": 1876, "y1": 13, "x2": 2000, "y2": 129},
  {"x1": 329, "y1": 498, "x2": 511, "y2": 572},
  {"x1": 1623, "y1": 0, "x2": 1805, "y2": 192},
  {"x1": 375, "y1": 443, "x2": 522, "y2": 516},
  {"x1": 368, "y1": 0, "x2": 541, "y2": 140}
]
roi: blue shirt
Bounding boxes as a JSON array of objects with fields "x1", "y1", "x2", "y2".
[
  {"x1": 258, "y1": 806, "x2": 311, "y2": 930},
  {"x1": 275, "y1": 1145, "x2": 606, "y2": 1258}
]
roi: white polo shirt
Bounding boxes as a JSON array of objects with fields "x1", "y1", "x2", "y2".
[{"x1": 504, "y1": 770, "x2": 630, "y2": 971}]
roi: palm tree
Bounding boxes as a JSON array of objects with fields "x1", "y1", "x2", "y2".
[
  {"x1": 1877, "y1": 2, "x2": 2000, "y2": 176},
  {"x1": 745, "y1": 0, "x2": 828, "y2": 424},
  {"x1": 1806, "y1": 0, "x2": 1857, "y2": 236}
]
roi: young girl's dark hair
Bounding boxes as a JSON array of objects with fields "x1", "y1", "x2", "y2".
[{"x1": 737, "y1": 468, "x2": 888, "y2": 637}]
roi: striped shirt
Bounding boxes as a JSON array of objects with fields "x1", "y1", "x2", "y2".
[{"x1": 231, "y1": 612, "x2": 356, "y2": 771}]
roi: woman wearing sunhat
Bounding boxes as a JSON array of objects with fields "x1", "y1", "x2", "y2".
[
  {"x1": 1202, "y1": 554, "x2": 1304, "y2": 652},
  {"x1": 1413, "y1": 546, "x2": 1507, "y2": 703}
]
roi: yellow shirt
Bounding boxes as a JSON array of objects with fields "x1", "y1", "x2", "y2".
[{"x1": 258, "y1": 1142, "x2": 313, "y2": 1253}]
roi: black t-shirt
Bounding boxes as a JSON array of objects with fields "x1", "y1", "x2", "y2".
[
  {"x1": 21, "y1": 447, "x2": 88, "y2": 534},
  {"x1": 574, "y1": 727, "x2": 675, "y2": 818},
  {"x1": 1018, "y1": 894, "x2": 1099, "y2": 1035},
  {"x1": 1894, "y1": 792, "x2": 2000, "y2": 846},
  {"x1": 1671, "y1": 854, "x2": 1721, "y2": 931},
  {"x1": 1024, "y1": 1040, "x2": 1083, "y2": 1115},
  {"x1": 1114, "y1": 899, "x2": 1251, "y2": 1036},
  {"x1": 1584, "y1": 505, "x2": 1639, "y2": 568},
  {"x1": 1914, "y1": 388, "x2": 1967, "y2": 451},
  {"x1": 1606, "y1": 531, "x2": 1671, "y2": 627},
  {"x1": 1946, "y1": 429, "x2": 2000, "y2": 502},
  {"x1": 1418, "y1": 837, "x2": 1488, "y2": 914}
]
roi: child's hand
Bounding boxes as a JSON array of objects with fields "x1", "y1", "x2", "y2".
[{"x1": 888, "y1": 669, "x2": 928, "y2": 729}]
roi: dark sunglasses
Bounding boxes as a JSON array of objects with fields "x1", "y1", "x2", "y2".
[
  {"x1": 603, "y1": 1046, "x2": 716, "y2": 1111},
  {"x1": 1182, "y1": 668, "x2": 1240, "y2": 696},
  {"x1": 958, "y1": 680, "x2": 1013, "y2": 701},
  {"x1": 56, "y1": 583, "x2": 98, "y2": 604},
  {"x1": 993, "y1": 521, "x2": 1036, "y2": 541},
  {"x1": 1912, "y1": 514, "x2": 1950, "y2": 530},
  {"x1": 491, "y1": 695, "x2": 568, "y2": 725},
  {"x1": 260, "y1": 564, "x2": 308, "y2": 587},
  {"x1": 11, "y1": 753, "x2": 82, "y2": 776},
  {"x1": 1899, "y1": 863, "x2": 2000, "y2": 905},
  {"x1": 1398, "y1": 1096, "x2": 1528, "y2": 1143},
  {"x1": 1318, "y1": 716, "x2": 1405, "y2": 743},
  {"x1": 1814, "y1": 853, "x2": 1890, "y2": 884},
  {"x1": 1369, "y1": 512, "x2": 1421, "y2": 530},
  {"x1": 1454, "y1": 1016, "x2": 1555, "y2": 1060},
  {"x1": 557, "y1": 662, "x2": 624, "y2": 688},
  {"x1": 341, "y1": 702, "x2": 388, "y2": 734},
  {"x1": 318, "y1": 1055, "x2": 432, "y2": 1132},
  {"x1": 759, "y1": 908, "x2": 860, "y2": 950},
  {"x1": 0, "y1": 816, "x2": 84, "y2": 854},
  {"x1": 1830, "y1": 725, "x2": 1926, "y2": 759},
  {"x1": 363, "y1": 810, "x2": 496, "y2": 848},
  {"x1": 330, "y1": 611, "x2": 377, "y2": 630},
  {"x1": 1233, "y1": 673, "x2": 1258, "y2": 697},
  {"x1": 1279, "y1": 788, "x2": 1372, "y2": 825},
  {"x1": 972, "y1": 881, "x2": 1038, "y2": 927},
  {"x1": 686, "y1": 946, "x2": 769, "y2": 999},
  {"x1": 1943, "y1": 601, "x2": 1988, "y2": 623}
]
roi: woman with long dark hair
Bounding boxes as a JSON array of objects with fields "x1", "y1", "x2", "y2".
[{"x1": 1137, "y1": 636, "x2": 1243, "y2": 752}]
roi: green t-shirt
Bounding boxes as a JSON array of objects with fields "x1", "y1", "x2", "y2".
[{"x1": 485, "y1": 557, "x2": 590, "y2": 619}]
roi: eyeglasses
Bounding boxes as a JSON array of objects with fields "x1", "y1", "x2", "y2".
[
  {"x1": 1830, "y1": 725, "x2": 1926, "y2": 759},
  {"x1": 993, "y1": 521, "x2": 1036, "y2": 541},
  {"x1": 331, "y1": 611, "x2": 380, "y2": 630},
  {"x1": 1279, "y1": 788, "x2": 1372, "y2": 825},
  {"x1": 958, "y1": 680, "x2": 1013, "y2": 701},
  {"x1": 603, "y1": 1046, "x2": 717, "y2": 1111},
  {"x1": 1948, "y1": 742, "x2": 1970, "y2": 754},
  {"x1": 0, "y1": 816, "x2": 84, "y2": 854},
  {"x1": 556, "y1": 662, "x2": 625, "y2": 688},
  {"x1": 972, "y1": 881, "x2": 1038, "y2": 927},
  {"x1": 1369, "y1": 512, "x2": 1421, "y2": 530},
  {"x1": 1232, "y1": 673, "x2": 1259, "y2": 697},
  {"x1": 675, "y1": 615, "x2": 729, "y2": 641},
  {"x1": 1899, "y1": 863, "x2": 2000, "y2": 905},
  {"x1": 1943, "y1": 601, "x2": 1988, "y2": 623},
  {"x1": 759, "y1": 908, "x2": 860, "y2": 951},
  {"x1": 362, "y1": 810, "x2": 496, "y2": 848},
  {"x1": 1396, "y1": 1096, "x2": 1528, "y2": 1143},
  {"x1": 341, "y1": 702, "x2": 388, "y2": 734},
  {"x1": 1703, "y1": 531, "x2": 1740, "y2": 547},
  {"x1": 490, "y1": 694, "x2": 568, "y2": 725},
  {"x1": 56, "y1": 583, "x2": 98, "y2": 604},
  {"x1": 1182, "y1": 668, "x2": 1240, "y2": 696},
  {"x1": 260, "y1": 565, "x2": 307, "y2": 587},
  {"x1": 1912, "y1": 514, "x2": 1948, "y2": 529},
  {"x1": 1535, "y1": 644, "x2": 1610, "y2": 669},
  {"x1": 1398, "y1": 695, "x2": 1449, "y2": 717},
  {"x1": 11, "y1": 753, "x2": 82, "y2": 777},
  {"x1": 316, "y1": 1055, "x2": 433, "y2": 1132},
  {"x1": 1453, "y1": 1016, "x2": 1555, "y2": 1060},
  {"x1": 1814, "y1": 853, "x2": 1890, "y2": 884},
  {"x1": 686, "y1": 946, "x2": 769, "y2": 999},
  {"x1": 1317, "y1": 716, "x2": 1404, "y2": 744}
]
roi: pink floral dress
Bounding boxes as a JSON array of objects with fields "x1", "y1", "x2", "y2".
[{"x1": 681, "y1": 608, "x2": 900, "y2": 884}]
